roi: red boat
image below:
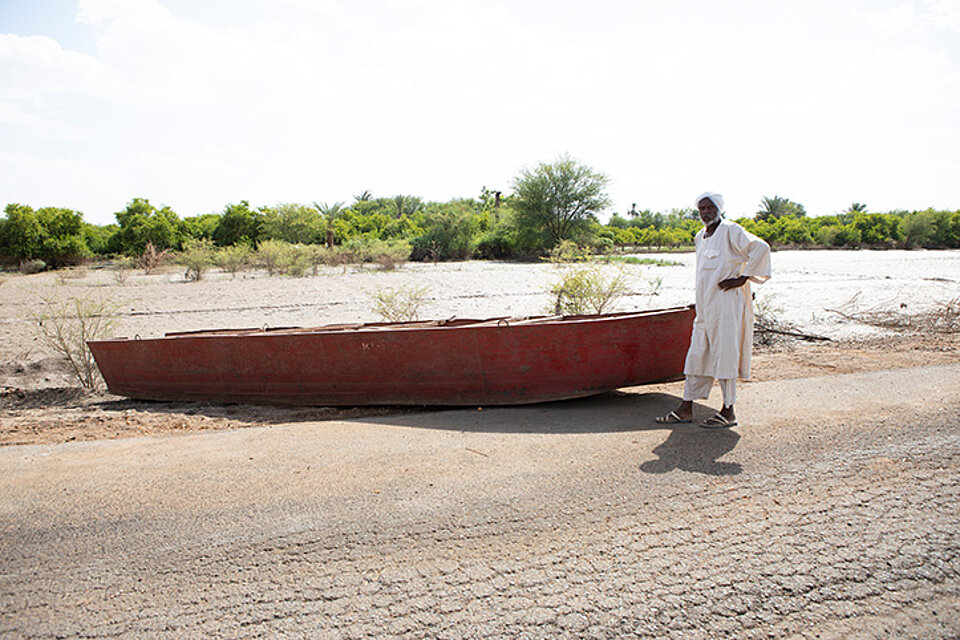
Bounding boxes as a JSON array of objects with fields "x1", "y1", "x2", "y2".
[{"x1": 87, "y1": 305, "x2": 694, "y2": 406}]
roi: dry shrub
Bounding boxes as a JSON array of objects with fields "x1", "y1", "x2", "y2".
[
  {"x1": 753, "y1": 293, "x2": 794, "y2": 346},
  {"x1": 56, "y1": 267, "x2": 88, "y2": 285},
  {"x1": 370, "y1": 285, "x2": 430, "y2": 323},
  {"x1": 340, "y1": 239, "x2": 411, "y2": 271},
  {"x1": 372, "y1": 241, "x2": 411, "y2": 271},
  {"x1": 828, "y1": 293, "x2": 960, "y2": 334},
  {"x1": 138, "y1": 242, "x2": 173, "y2": 275},
  {"x1": 112, "y1": 256, "x2": 136, "y2": 284},
  {"x1": 315, "y1": 246, "x2": 353, "y2": 273},
  {"x1": 927, "y1": 298, "x2": 960, "y2": 332},
  {"x1": 19, "y1": 259, "x2": 46, "y2": 274},
  {"x1": 31, "y1": 292, "x2": 119, "y2": 390}
]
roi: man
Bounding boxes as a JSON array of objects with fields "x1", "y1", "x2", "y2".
[{"x1": 657, "y1": 191, "x2": 771, "y2": 428}]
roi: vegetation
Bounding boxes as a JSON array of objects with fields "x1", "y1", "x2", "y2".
[
  {"x1": 214, "y1": 243, "x2": 254, "y2": 277},
  {"x1": 546, "y1": 265, "x2": 631, "y2": 315},
  {"x1": 827, "y1": 293, "x2": 960, "y2": 334},
  {"x1": 370, "y1": 285, "x2": 431, "y2": 323},
  {"x1": 511, "y1": 154, "x2": 611, "y2": 254},
  {"x1": 1, "y1": 204, "x2": 90, "y2": 267},
  {"x1": 179, "y1": 238, "x2": 216, "y2": 281},
  {"x1": 2, "y1": 161, "x2": 959, "y2": 275},
  {"x1": 137, "y1": 242, "x2": 172, "y2": 275}
]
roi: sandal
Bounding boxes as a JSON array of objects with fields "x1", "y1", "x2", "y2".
[
  {"x1": 699, "y1": 414, "x2": 738, "y2": 429},
  {"x1": 655, "y1": 410, "x2": 692, "y2": 424}
]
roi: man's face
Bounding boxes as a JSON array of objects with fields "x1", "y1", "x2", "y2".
[{"x1": 698, "y1": 199, "x2": 719, "y2": 226}]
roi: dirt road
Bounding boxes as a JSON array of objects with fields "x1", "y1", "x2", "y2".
[{"x1": 2, "y1": 363, "x2": 959, "y2": 639}]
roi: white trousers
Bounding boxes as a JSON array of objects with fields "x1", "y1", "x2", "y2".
[{"x1": 683, "y1": 375, "x2": 737, "y2": 407}]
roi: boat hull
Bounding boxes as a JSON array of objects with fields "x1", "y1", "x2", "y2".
[{"x1": 88, "y1": 306, "x2": 694, "y2": 406}]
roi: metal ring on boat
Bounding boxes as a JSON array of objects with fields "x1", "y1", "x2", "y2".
[{"x1": 497, "y1": 319, "x2": 509, "y2": 327}]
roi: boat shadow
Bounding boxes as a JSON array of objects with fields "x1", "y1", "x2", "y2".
[
  {"x1": 361, "y1": 390, "x2": 742, "y2": 477},
  {"x1": 92, "y1": 390, "x2": 740, "y2": 476}
]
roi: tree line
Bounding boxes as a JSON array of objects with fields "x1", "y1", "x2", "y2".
[{"x1": 2, "y1": 157, "x2": 958, "y2": 271}]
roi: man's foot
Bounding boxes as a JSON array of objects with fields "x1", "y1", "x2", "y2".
[
  {"x1": 699, "y1": 413, "x2": 737, "y2": 429},
  {"x1": 655, "y1": 410, "x2": 692, "y2": 424}
]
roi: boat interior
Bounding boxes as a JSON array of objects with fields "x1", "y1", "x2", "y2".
[{"x1": 157, "y1": 306, "x2": 693, "y2": 338}]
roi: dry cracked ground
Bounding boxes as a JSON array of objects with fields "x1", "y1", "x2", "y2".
[{"x1": 1, "y1": 360, "x2": 959, "y2": 639}]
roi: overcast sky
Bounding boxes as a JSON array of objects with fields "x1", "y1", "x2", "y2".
[{"x1": 1, "y1": 0, "x2": 958, "y2": 225}]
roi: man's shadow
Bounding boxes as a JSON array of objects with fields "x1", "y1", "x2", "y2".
[
  {"x1": 638, "y1": 421, "x2": 741, "y2": 476},
  {"x1": 628, "y1": 392, "x2": 742, "y2": 476}
]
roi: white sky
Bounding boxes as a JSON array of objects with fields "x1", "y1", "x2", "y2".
[{"x1": 1, "y1": 0, "x2": 959, "y2": 225}]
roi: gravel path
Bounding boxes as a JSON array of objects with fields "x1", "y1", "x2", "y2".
[{"x1": 2, "y1": 365, "x2": 959, "y2": 639}]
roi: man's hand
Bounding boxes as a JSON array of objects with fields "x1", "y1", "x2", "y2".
[{"x1": 718, "y1": 275, "x2": 749, "y2": 290}]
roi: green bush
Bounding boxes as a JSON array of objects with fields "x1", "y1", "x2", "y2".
[
  {"x1": 370, "y1": 285, "x2": 431, "y2": 323},
  {"x1": 214, "y1": 244, "x2": 254, "y2": 276},
  {"x1": 410, "y1": 207, "x2": 476, "y2": 261},
  {"x1": 256, "y1": 239, "x2": 290, "y2": 275},
  {"x1": 546, "y1": 265, "x2": 630, "y2": 316},
  {"x1": 546, "y1": 240, "x2": 590, "y2": 263},
  {"x1": 179, "y1": 238, "x2": 215, "y2": 281},
  {"x1": 280, "y1": 244, "x2": 314, "y2": 277}
]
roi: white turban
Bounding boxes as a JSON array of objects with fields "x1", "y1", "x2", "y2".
[{"x1": 695, "y1": 191, "x2": 724, "y2": 213}]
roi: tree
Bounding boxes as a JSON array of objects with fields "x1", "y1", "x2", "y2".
[
  {"x1": 852, "y1": 213, "x2": 901, "y2": 245},
  {"x1": 511, "y1": 155, "x2": 611, "y2": 252},
  {"x1": 391, "y1": 194, "x2": 423, "y2": 218},
  {"x1": 0, "y1": 204, "x2": 90, "y2": 266},
  {"x1": 260, "y1": 203, "x2": 325, "y2": 244},
  {"x1": 83, "y1": 223, "x2": 116, "y2": 255},
  {"x1": 213, "y1": 201, "x2": 261, "y2": 246},
  {"x1": 1, "y1": 203, "x2": 43, "y2": 259},
  {"x1": 847, "y1": 202, "x2": 868, "y2": 214},
  {"x1": 113, "y1": 198, "x2": 182, "y2": 255},
  {"x1": 774, "y1": 216, "x2": 814, "y2": 246},
  {"x1": 180, "y1": 213, "x2": 221, "y2": 241},
  {"x1": 314, "y1": 201, "x2": 345, "y2": 218},
  {"x1": 410, "y1": 203, "x2": 477, "y2": 260},
  {"x1": 35, "y1": 207, "x2": 90, "y2": 266},
  {"x1": 756, "y1": 196, "x2": 806, "y2": 222}
]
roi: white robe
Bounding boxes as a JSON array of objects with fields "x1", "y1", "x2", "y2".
[{"x1": 683, "y1": 219, "x2": 771, "y2": 380}]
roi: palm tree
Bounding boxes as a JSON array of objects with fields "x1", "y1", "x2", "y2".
[
  {"x1": 313, "y1": 201, "x2": 345, "y2": 218},
  {"x1": 847, "y1": 202, "x2": 868, "y2": 214},
  {"x1": 392, "y1": 194, "x2": 423, "y2": 218},
  {"x1": 353, "y1": 190, "x2": 372, "y2": 202},
  {"x1": 757, "y1": 196, "x2": 806, "y2": 221}
]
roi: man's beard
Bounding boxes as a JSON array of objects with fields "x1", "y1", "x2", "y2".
[{"x1": 701, "y1": 212, "x2": 720, "y2": 226}]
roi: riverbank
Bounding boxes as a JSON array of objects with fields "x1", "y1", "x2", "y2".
[
  {"x1": 1, "y1": 331, "x2": 958, "y2": 447},
  {"x1": 1, "y1": 251, "x2": 957, "y2": 446}
]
